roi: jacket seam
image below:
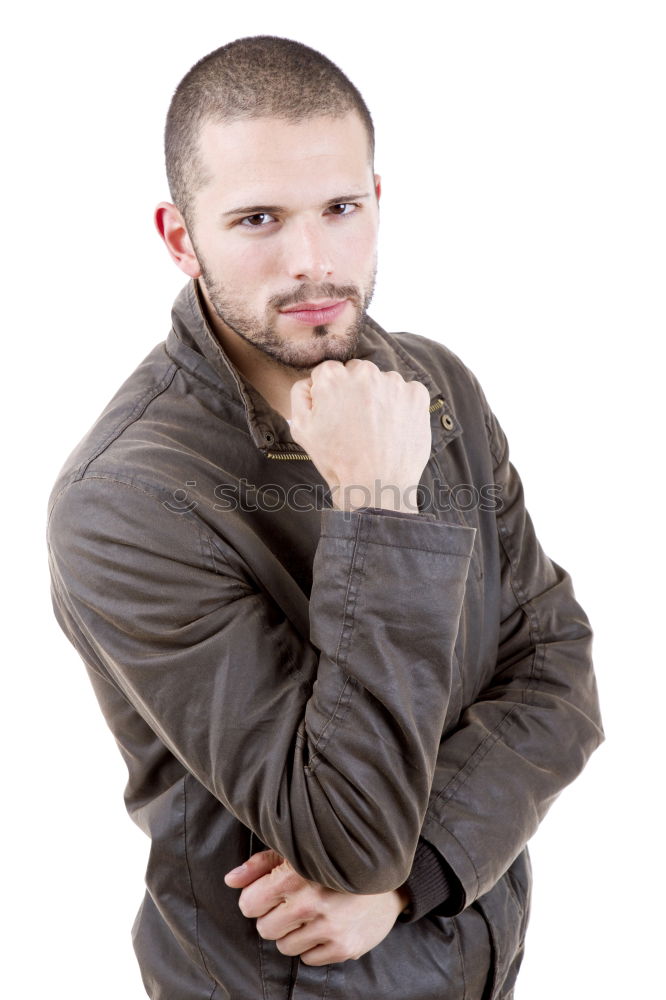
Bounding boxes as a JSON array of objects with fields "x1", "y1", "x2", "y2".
[
  {"x1": 495, "y1": 490, "x2": 545, "y2": 699},
  {"x1": 430, "y1": 453, "x2": 483, "y2": 582},
  {"x1": 452, "y1": 918, "x2": 467, "y2": 1000},
  {"x1": 257, "y1": 938, "x2": 271, "y2": 1000},
  {"x1": 427, "y1": 707, "x2": 522, "y2": 813},
  {"x1": 335, "y1": 512, "x2": 363, "y2": 665},
  {"x1": 181, "y1": 775, "x2": 217, "y2": 998},
  {"x1": 52, "y1": 475, "x2": 252, "y2": 605},
  {"x1": 319, "y1": 536, "x2": 472, "y2": 556},
  {"x1": 76, "y1": 363, "x2": 179, "y2": 480},
  {"x1": 321, "y1": 962, "x2": 332, "y2": 999},
  {"x1": 308, "y1": 677, "x2": 357, "y2": 769},
  {"x1": 486, "y1": 412, "x2": 503, "y2": 468},
  {"x1": 309, "y1": 515, "x2": 366, "y2": 764},
  {"x1": 47, "y1": 473, "x2": 204, "y2": 540}
]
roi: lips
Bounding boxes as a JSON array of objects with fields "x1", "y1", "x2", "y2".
[{"x1": 280, "y1": 300, "x2": 348, "y2": 325}]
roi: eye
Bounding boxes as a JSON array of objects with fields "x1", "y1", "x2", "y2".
[
  {"x1": 327, "y1": 203, "x2": 357, "y2": 217},
  {"x1": 239, "y1": 213, "x2": 276, "y2": 228}
]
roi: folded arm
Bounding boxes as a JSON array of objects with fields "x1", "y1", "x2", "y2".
[{"x1": 48, "y1": 478, "x2": 474, "y2": 895}]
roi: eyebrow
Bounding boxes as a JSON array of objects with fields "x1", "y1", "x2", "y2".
[{"x1": 221, "y1": 193, "x2": 372, "y2": 219}]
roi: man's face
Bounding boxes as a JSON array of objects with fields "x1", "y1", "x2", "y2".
[{"x1": 187, "y1": 112, "x2": 380, "y2": 370}]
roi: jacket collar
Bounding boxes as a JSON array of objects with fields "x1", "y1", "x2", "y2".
[{"x1": 166, "y1": 279, "x2": 461, "y2": 456}]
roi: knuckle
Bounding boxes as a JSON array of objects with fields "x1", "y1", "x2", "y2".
[
  {"x1": 312, "y1": 360, "x2": 342, "y2": 378},
  {"x1": 409, "y1": 378, "x2": 429, "y2": 398},
  {"x1": 255, "y1": 918, "x2": 273, "y2": 941},
  {"x1": 329, "y1": 948, "x2": 350, "y2": 964},
  {"x1": 263, "y1": 849, "x2": 283, "y2": 866},
  {"x1": 280, "y1": 872, "x2": 303, "y2": 894},
  {"x1": 301, "y1": 954, "x2": 325, "y2": 967},
  {"x1": 267, "y1": 872, "x2": 301, "y2": 901},
  {"x1": 347, "y1": 359, "x2": 377, "y2": 376},
  {"x1": 292, "y1": 900, "x2": 315, "y2": 923},
  {"x1": 276, "y1": 938, "x2": 298, "y2": 957}
]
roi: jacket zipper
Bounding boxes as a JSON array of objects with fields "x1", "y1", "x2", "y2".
[{"x1": 266, "y1": 397, "x2": 445, "y2": 460}]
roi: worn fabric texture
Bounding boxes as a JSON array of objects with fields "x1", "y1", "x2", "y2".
[{"x1": 47, "y1": 280, "x2": 604, "y2": 999}]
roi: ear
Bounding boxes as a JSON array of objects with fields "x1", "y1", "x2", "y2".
[
  {"x1": 154, "y1": 202, "x2": 202, "y2": 278},
  {"x1": 374, "y1": 174, "x2": 382, "y2": 203}
]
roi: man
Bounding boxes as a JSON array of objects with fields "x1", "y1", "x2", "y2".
[{"x1": 47, "y1": 36, "x2": 604, "y2": 1000}]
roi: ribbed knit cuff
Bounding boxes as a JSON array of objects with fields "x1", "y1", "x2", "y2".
[{"x1": 397, "y1": 838, "x2": 463, "y2": 923}]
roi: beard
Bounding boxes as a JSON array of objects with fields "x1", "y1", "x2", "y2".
[{"x1": 197, "y1": 255, "x2": 377, "y2": 372}]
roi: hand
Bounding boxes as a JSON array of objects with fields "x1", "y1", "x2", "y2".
[
  {"x1": 289, "y1": 359, "x2": 432, "y2": 512},
  {"x1": 224, "y1": 849, "x2": 410, "y2": 966}
]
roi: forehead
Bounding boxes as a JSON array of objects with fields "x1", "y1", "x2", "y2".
[{"x1": 196, "y1": 112, "x2": 372, "y2": 204}]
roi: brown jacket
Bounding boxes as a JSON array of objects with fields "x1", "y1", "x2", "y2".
[{"x1": 47, "y1": 280, "x2": 604, "y2": 999}]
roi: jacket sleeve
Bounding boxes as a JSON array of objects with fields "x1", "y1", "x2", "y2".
[
  {"x1": 419, "y1": 390, "x2": 605, "y2": 910},
  {"x1": 47, "y1": 476, "x2": 475, "y2": 895}
]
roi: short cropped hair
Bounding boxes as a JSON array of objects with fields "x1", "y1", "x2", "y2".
[{"x1": 165, "y1": 35, "x2": 375, "y2": 226}]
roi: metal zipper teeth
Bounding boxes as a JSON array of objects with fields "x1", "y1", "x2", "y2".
[
  {"x1": 266, "y1": 397, "x2": 446, "y2": 460},
  {"x1": 266, "y1": 450, "x2": 312, "y2": 460}
]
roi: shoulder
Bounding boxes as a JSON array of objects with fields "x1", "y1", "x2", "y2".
[
  {"x1": 366, "y1": 317, "x2": 485, "y2": 406},
  {"x1": 48, "y1": 341, "x2": 177, "y2": 502},
  {"x1": 390, "y1": 330, "x2": 477, "y2": 388}
]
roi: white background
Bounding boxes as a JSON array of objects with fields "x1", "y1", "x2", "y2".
[{"x1": 3, "y1": 1, "x2": 664, "y2": 996}]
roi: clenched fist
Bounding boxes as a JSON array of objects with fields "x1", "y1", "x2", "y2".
[{"x1": 289, "y1": 359, "x2": 432, "y2": 512}]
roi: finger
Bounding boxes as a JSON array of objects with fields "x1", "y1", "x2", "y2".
[
  {"x1": 239, "y1": 860, "x2": 310, "y2": 919},
  {"x1": 224, "y1": 849, "x2": 283, "y2": 888},
  {"x1": 256, "y1": 903, "x2": 307, "y2": 942},
  {"x1": 256, "y1": 888, "x2": 318, "y2": 940},
  {"x1": 309, "y1": 359, "x2": 344, "y2": 382},
  {"x1": 343, "y1": 358, "x2": 378, "y2": 374},
  {"x1": 274, "y1": 920, "x2": 328, "y2": 959},
  {"x1": 299, "y1": 944, "x2": 343, "y2": 967}
]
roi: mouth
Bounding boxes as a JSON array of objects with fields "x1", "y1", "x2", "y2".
[{"x1": 279, "y1": 299, "x2": 349, "y2": 326}]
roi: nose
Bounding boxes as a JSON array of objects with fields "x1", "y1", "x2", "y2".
[{"x1": 285, "y1": 219, "x2": 334, "y2": 283}]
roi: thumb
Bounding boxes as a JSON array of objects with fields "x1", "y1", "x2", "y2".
[{"x1": 224, "y1": 848, "x2": 284, "y2": 889}]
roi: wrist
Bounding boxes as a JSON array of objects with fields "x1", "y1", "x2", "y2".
[
  {"x1": 394, "y1": 885, "x2": 411, "y2": 915},
  {"x1": 330, "y1": 481, "x2": 420, "y2": 514}
]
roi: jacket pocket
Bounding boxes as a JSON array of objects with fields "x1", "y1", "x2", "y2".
[{"x1": 473, "y1": 848, "x2": 532, "y2": 1000}]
